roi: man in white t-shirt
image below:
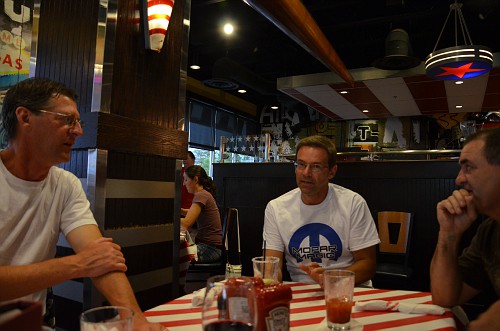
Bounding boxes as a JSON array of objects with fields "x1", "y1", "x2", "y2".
[
  {"x1": 263, "y1": 135, "x2": 380, "y2": 286},
  {"x1": 0, "y1": 78, "x2": 162, "y2": 330}
]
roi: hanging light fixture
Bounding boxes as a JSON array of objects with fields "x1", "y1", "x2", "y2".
[
  {"x1": 425, "y1": 1, "x2": 493, "y2": 80},
  {"x1": 142, "y1": 0, "x2": 175, "y2": 52}
]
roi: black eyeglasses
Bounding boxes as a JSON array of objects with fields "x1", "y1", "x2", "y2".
[
  {"x1": 37, "y1": 109, "x2": 84, "y2": 128},
  {"x1": 294, "y1": 161, "x2": 329, "y2": 173}
]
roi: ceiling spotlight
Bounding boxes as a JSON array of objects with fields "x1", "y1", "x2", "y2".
[
  {"x1": 237, "y1": 89, "x2": 247, "y2": 93},
  {"x1": 190, "y1": 64, "x2": 200, "y2": 70},
  {"x1": 339, "y1": 90, "x2": 348, "y2": 94},
  {"x1": 362, "y1": 110, "x2": 369, "y2": 113},
  {"x1": 456, "y1": 105, "x2": 463, "y2": 109},
  {"x1": 455, "y1": 81, "x2": 464, "y2": 85},
  {"x1": 223, "y1": 23, "x2": 234, "y2": 35},
  {"x1": 425, "y1": 2, "x2": 493, "y2": 80},
  {"x1": 271, "y1": 105, "x2": 279, "y2": 110}
]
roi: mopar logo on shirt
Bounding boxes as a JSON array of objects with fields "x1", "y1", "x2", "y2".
[{"x1": 288, "y1": 223, "x2": 342, "y2": 263}]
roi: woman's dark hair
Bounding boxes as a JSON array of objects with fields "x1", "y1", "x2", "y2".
[
  {"x1": 1, "y1": 77, "x2": 77, "y2": 141},
  {"x1": 185, "y1": 165, "x2": 217, "y2": 198}
]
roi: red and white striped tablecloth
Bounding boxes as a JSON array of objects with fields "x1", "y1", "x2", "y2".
[{"x1": 145, "y1": 282, "x2": 457, "y2": 331}]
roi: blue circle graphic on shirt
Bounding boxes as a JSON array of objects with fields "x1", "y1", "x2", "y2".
[{"x1": 288, "y1": 223, "x2": 342, "y2": 263}]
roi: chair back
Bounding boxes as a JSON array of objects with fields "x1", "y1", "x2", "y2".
[
  {"x1": 225, "y1": 208, "x2": 241, "y2": 265},
  {"x1": 378, "y1": 211, "x2": 412, "y2": 254}
]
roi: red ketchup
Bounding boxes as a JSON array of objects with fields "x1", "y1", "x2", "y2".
[{"x1": 252, "y1": 278, "x2": 292, "y2": 331}]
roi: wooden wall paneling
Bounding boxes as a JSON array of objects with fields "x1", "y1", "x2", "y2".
[
  {"x1": 111, "y1": 0, "x2": 185, "y2": 129},
  {"x1": 97, "y1": 112, "x2": 188, "y2": 159},
  {"x1": 101, "y1": 150, "x2": 179, "y2": 309},
  {"x1": 36, "y1": 0, "x2": 97, "y2": 114}
]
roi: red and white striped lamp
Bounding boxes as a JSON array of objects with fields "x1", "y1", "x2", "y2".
[{"x1": 143, "y1": 0, "x2": 175, "y2": 52}]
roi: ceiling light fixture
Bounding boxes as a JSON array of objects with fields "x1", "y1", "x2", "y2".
[
  {"x1": 425, "y1": 1, "x2": 493, "y2": 80},
  {"x1": 237, "y1": 89, "x2": 247, "y2": 94},
  {"x1": 142, "y1": 0, "x2": 175, "y2": 52},
  {"x1": 190, "y1": 64, "x2": 200, "y2": 70},
  {"x1": 223, "y1": 23, "x2": 234, "y2": 35}
]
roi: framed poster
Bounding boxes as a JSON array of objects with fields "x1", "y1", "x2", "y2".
[{"x1": 0, "y1": 0, "x2": 34, "y2": 90}]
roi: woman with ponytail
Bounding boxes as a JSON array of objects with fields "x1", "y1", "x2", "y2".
[{"x1": 181, "y1": 165, "x2": 223, "y2": 262}]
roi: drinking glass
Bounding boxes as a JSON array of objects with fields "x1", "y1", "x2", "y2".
[
  {"x1": 251, "y1": 256, "x2": 279, "y2": 284},
  {"x1": 202, "y1": 275, "x2": 257, "y2": 331},
  {"x1": 80, "y1": 306, "x2": 133, "y2": 331},
  {"x1": 324, "y1": 270, "x2": 355, "y2": 330}
]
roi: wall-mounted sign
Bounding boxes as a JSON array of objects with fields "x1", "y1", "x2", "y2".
[{"x1": 0, "y1": 0, "x2": 33, "y2": 90}]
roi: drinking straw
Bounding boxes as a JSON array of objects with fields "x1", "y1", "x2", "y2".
[{"x1": 262, "y1": 240, "x2": 266, "y2": 276}]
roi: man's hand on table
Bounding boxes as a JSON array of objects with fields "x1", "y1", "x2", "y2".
[
  {"x1": 299, "y1": 262, "x2": 325, "y2": 288},
  {"x1": 135, "y1": 318, "x2": 168, "y2": 330}
]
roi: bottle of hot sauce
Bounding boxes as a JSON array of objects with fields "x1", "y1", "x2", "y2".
[{"x1": 253, "y1": 278, "x2": 293, "y2": 331}]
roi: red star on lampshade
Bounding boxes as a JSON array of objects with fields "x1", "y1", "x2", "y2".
[
  {"x1": 435, "y1": 62, "x2": 489, "y2": 79},
  {"x1": 425, "y1": 2, "x2": 493, "y2": 81}
]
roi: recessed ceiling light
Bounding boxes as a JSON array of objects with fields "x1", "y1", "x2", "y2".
[
  {"x1": 271, "y1": 106, "x2": 279, "y2": 110},
  {"x1": 455, "y1": 105, "x2": 463, "y2": 109},
  {"x1": 223, "y1": 23, "x2": 234, "y2": 35},
  {"x1": 237, "y1": 89, "x2": 247, "y2": 93},
  {"x1": 340, "y1": 90, "x2": 348, "y2": 94},
  {"x1": 362, "y1": 110, "x2": 369, "y2": 113},
  {"x1": 455, "y1": 81, "x2": 464, "y2": 85},
  {"x1": 190, "y1": 65, "x2": 200, "y2": 70}
]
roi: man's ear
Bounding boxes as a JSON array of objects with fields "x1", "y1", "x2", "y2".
[{"x1": 16, "y1": 107, "x2": 31, "y2": 125}]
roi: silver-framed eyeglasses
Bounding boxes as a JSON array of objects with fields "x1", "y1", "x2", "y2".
[
  {"x1": 294, "y1": 161, "x2": 329, "y2": 172},
  {"x1": 37, "y1": 109, "x2": 84, "y2": 128}
]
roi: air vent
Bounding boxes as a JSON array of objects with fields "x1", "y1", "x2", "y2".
[{"x1": 203, "y1": 78, "x2": 239, "y2": 90}]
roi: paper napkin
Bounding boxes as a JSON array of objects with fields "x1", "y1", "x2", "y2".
[
  {"x1": 191, "y1": 288, "x2": 206, "y2": 307},
  {"x1": 355, "y1": 300, "x2": 446, "y2": 315}
]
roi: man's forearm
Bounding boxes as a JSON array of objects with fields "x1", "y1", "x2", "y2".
[
  {"x1": 0, "y1": 256, "x2": 81, "y2": 301},
  {"x1": 345, "y1": 259, "x2": 376, "y2": 285},
  {"x1": 430, "y1": 231, "x2": 463, "y2": 306},
  {"x1": 92, "y1": 271, "x2": 148, "y2": 324}
]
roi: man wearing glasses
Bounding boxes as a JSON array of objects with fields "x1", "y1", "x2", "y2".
[
  {"x1": 263, "y1": 135, "x2": 380, "y2": 286},
  {"x1": 0, "y1": 78, "x2": 162, "y2": 330}
]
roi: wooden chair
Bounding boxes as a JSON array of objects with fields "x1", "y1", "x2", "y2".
[
  {"x1": 186, "y1": 208, "x2": 236, "y2": 283},
  {"x1": 373, "y1": 211, "x2": 414, "y2": 289}
]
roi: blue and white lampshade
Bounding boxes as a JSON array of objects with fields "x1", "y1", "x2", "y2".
[{"x1": 425, "y1": 45, "x2": 493, "y2": 80}]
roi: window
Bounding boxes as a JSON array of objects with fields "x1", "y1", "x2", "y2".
[
  {"x1": 186, "y1": 98, "x2": 258, "y2": 173},
  {"x1": 188, "y1": 101, "x2": 215, "y2": 148}
]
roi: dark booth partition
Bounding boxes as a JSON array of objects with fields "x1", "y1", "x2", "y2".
[{"x1": 213, "y1": 160, "x2": 462, "y2": 291}]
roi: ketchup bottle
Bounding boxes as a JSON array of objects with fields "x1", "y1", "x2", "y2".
[{"x1": 253, "y1": 278, "x2": 292, "y2": 331}]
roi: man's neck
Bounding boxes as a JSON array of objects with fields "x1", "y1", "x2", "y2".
[
  {"x1": 301, "y1": 189, "x2": 329, "y2": 205},
  {"x1": 0, "y1": 148, "x2": 51, "y2": 181}
]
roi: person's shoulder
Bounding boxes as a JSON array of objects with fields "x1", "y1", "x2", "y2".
[
  {"x1": 271, "y1": 187, "x2": 300, "y2": 202},
  {"x1": 329, "y1": 183, "x2": 357, "y2": 196},
  {"x1": 477, "y1": 217, "x2": 499, "y2": 232},
  {"x1": 49, "y1": 166, "x2": 81, "y2": 184},
  {"x1": 329, "y1": 183, "x2": 367, "y2": 202}
]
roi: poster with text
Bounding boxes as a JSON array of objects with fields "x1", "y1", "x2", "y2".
[{"x1": 0, "y1": 0, "x2": 33, "y2": 90}]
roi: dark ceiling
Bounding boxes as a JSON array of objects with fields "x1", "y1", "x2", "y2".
[{"x1": 187, "y1": 0, "x2": 500, "y2": 114}]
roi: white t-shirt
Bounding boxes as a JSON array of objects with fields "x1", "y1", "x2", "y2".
[
  {"x1": 263, "y1": 183, "x2": 380, "y2": 283},
  {"x1": 0, "y1": 155, "x2": 97, "y2": 309}
]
